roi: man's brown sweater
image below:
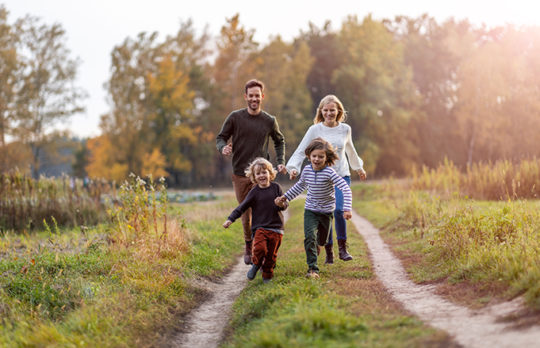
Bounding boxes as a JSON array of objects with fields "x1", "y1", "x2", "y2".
[{"x1": 216, "y1": 108, "x2": 285, "y2": 176}]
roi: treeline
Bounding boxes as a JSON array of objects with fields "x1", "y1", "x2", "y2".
[
  {"x1": 2, "y1": 5, "x2": 540, "y2": 186},
  {"x1": 0, "y1": 6, "x2": 85, "y2": 178}
]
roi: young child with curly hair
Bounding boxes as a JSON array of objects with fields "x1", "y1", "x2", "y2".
[{"x1": 223, "y1": 158, "x2": 288, "y2": 283}]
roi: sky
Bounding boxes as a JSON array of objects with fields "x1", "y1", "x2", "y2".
[{"x1": 3, "y1": 0, "x2": 539, "y2": 138}]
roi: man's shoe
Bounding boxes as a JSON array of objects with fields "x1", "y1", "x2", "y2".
[{"x1": 247, "y1": 264, "x2": 260, "y2": 280}]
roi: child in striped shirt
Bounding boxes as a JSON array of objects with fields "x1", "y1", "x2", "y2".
[{"x1": 275, "y1": 137, "x2": 352, "y2": 279}]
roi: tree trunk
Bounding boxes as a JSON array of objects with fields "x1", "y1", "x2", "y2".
[{"x1": 466, "y1": 124, "x2": 476, "y2": 168}]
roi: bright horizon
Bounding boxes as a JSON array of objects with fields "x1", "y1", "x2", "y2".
[{"x1": 4, "y1": 0, "x2": 539, "y2": 138}]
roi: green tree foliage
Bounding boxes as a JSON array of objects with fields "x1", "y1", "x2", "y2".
[
  {"x1": 209, "y1": 14, "x2": 258, "y2": 182},
  {"x1": 6, "y1": 6, "x2": 540, "y2": 183},
  {"x1": 386, "y1": 16, "x2": 469, "y2": 168},
  {"x1": 299, "y1": 21, "x2": 343, "y2": 114},
  {"x1": 242, "y1": 36, "x2": 314, "y2": 158},
  {"x1": 334, "y1": 15, "x2": 420, "y2": 175},
  {"x1": 99, "y1": 31, "x2": 158, "y2": 179},
  {"x1": 72, "y1": 138, "x2": 88, "y2": 179},
  {"x1": 213, "y1": 14, "x2": 258, "y2": 111},
  {"x1": 155, "y1": 20, "x2": 217, "y2": 186}
]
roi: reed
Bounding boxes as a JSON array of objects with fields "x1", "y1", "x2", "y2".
[
  {"x1": 411, "y1": 158, "x2": 540, "y2": 200},
  {"x1": 0, "y1": 172, "x2": 109, "y2": 233}
]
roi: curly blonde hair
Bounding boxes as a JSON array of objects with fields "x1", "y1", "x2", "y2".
[
  {"x1": 313, "y1": 94, "x2": 347, "y2": 124},
  {"x1": 244, "y1": 157, "x2": 277, "y2": 183}
]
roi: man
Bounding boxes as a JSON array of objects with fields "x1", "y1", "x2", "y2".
[{"x1": 216, "y1": 79, "x2": 287, "y2": 264}]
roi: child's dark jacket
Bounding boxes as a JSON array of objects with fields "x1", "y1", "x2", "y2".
[{"x1": 228, "y1": 182, "x2": 285, "y2": 233}]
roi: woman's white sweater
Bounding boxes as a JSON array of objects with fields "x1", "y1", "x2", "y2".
[{"x1": 286, "y1": 122, "x2": 363, "y2": 177}]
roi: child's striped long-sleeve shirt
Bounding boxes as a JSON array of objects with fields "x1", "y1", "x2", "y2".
[{"x1": 284, "y1": 164, "x2": 352, "y2": 213}]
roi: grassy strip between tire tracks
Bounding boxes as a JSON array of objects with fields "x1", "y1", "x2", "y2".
[
  {"x1": 222, "y1": 198, "x2": 454, "y2": 347},
  {"x1": 0, "y1": 197, "x2": 244, "y2": 347}
]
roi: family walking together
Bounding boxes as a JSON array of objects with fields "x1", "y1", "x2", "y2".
[{"x1": 217, "y1": 79, "x2": 366, "y2": 282}]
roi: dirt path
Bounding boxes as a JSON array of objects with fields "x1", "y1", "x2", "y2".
[
  {"x1": 350, "y1": 211, "x2": 540, "y2": 348},
  {"x1": 172, "y1": 256, "x2": 248, "y2": 348},
  {"x1": 172, "y1": 210, "x2": 289, "y2": 348}
]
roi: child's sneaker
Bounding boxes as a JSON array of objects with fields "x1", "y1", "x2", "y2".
[
  {"x1": 247, "y1": 264, "x2": 260, "y2": 280},
  {"x1": 305, "y1": 270, "x2": 319, "y2": 279},
  {"x1": 262, "y1": 277, "x2": 272, "y2": 284}
]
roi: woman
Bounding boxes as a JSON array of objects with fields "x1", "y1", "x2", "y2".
[{"x1": 286, "y1": 95, "x2": 366, "y2": 264}]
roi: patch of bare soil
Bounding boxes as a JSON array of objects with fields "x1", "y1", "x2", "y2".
[
  {"x1": 171, "y1": 256, "x2": 248, "y2": 348},
  {"x1": 351, "y1": 211, "x2": 540, "y2": 348}
]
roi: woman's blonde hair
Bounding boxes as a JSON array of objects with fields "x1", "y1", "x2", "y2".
[
  {"x1": 244, "y1": 157, "x2": 277, "y2": 183},
  {"x1": 313, "y1": 94, "x2": 347, "y2": 124}
]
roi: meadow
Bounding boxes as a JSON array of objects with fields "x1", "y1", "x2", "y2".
[
  {"x1": 1, "y1": 159, "x2": 539, "y2": 346},
  {"x1": 354, "y1": 160, "x2": 540, "y2": 309},
  {"x1": 0, "y1": 175, "x2": 243, "y2": 346}
]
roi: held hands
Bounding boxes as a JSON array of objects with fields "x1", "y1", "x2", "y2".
[
  {"x1": 221, "y1": 143, "x2": 232, "y2": 156},
  {"x1": 357, "y1": 168, "x2": 367, "y2": 180},
  {"x1": 343, "y1": 211, "x2": 352, "y2": 220},
  {"x1": 277, "y1": 164, "x2": 287, "y2": 175},
  {"x1": 223, "y1": 220, "x2": 232, "y2": 228},
  {"x1": 274, "y1": 195, "x2": 288, "y2": 208},
  {"x1": 288, "y1": 169, "x2": 298, "y2": 180}
]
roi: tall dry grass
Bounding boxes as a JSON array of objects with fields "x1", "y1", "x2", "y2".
[
  {"x1": 411, "y1": 158, "x2": 540, "y2": 200},
  {"x1": 0, "y1": 172, "x2": 110, "y2": 232},
  {"x1": 107, "y1": 174, "x2": 188, "y2": 259}
]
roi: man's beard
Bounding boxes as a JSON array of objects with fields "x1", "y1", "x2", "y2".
[{"x1": 248, "y1": 101, "x2": 259, "y2": 111}]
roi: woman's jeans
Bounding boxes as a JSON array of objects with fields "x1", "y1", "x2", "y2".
[{"x1": 327, "y1": 176, "x2": 350, "y2": 245}]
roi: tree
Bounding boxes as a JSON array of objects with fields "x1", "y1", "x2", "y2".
[
  {"x1": 0, "y1": 6, "x2": 23, "y2": 171},
  {"x1": 13, "y1": 15, "x2": 86, "y2": 178},
  {"x1": 212, "y1": 14, "x2": 258, "y2": 111},
  {"x1": 334, "y1": 15, "x2": 420, "y2": 175},
  {"x1": 386, "y1": 16, "x2": 469, "y2": 168},
  {"x1": 147, "y1": 54, "x2": 195, "y2": 172},
  {"x1": 502, "y1": 26, "x2": 540, "y2": 159},
  {"x1": 86, "y1": 135, "x2": 127, "y2": 182},
  {"x1": 91, "y1": 21, "x2": 213, "y2": 185},
  {"x1": 72, "y1": 138, "x2": 88, "y2": 178},
  {"x1": 454, "y1": 25, "x2": 540, "y2": 164},
  {"x1": 96, "y1": 32, "x2": 162, "y2": 179},
  {"x1": 210, "y1": 14, "x2": 258, "y2": 182},
  {"x1": 299, "y1": 21, "x2": 343, "y2": 115},
  {"x1": 242, "y1": 36, "x2": 314, "y2": 157}
]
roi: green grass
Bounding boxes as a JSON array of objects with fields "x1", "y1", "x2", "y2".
[
  {"x1": 0, "y1": 196, "x2": 244, "y2": 347},
  {"x1": 222, "y1": 199, "x2": 453, "y2": 347},
  {"x1": 352, "y1": 181, "x2": 540, "y2": 309},
  {"x1": 10, "y1": 180, "x2": 535, "y2": 346}
]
